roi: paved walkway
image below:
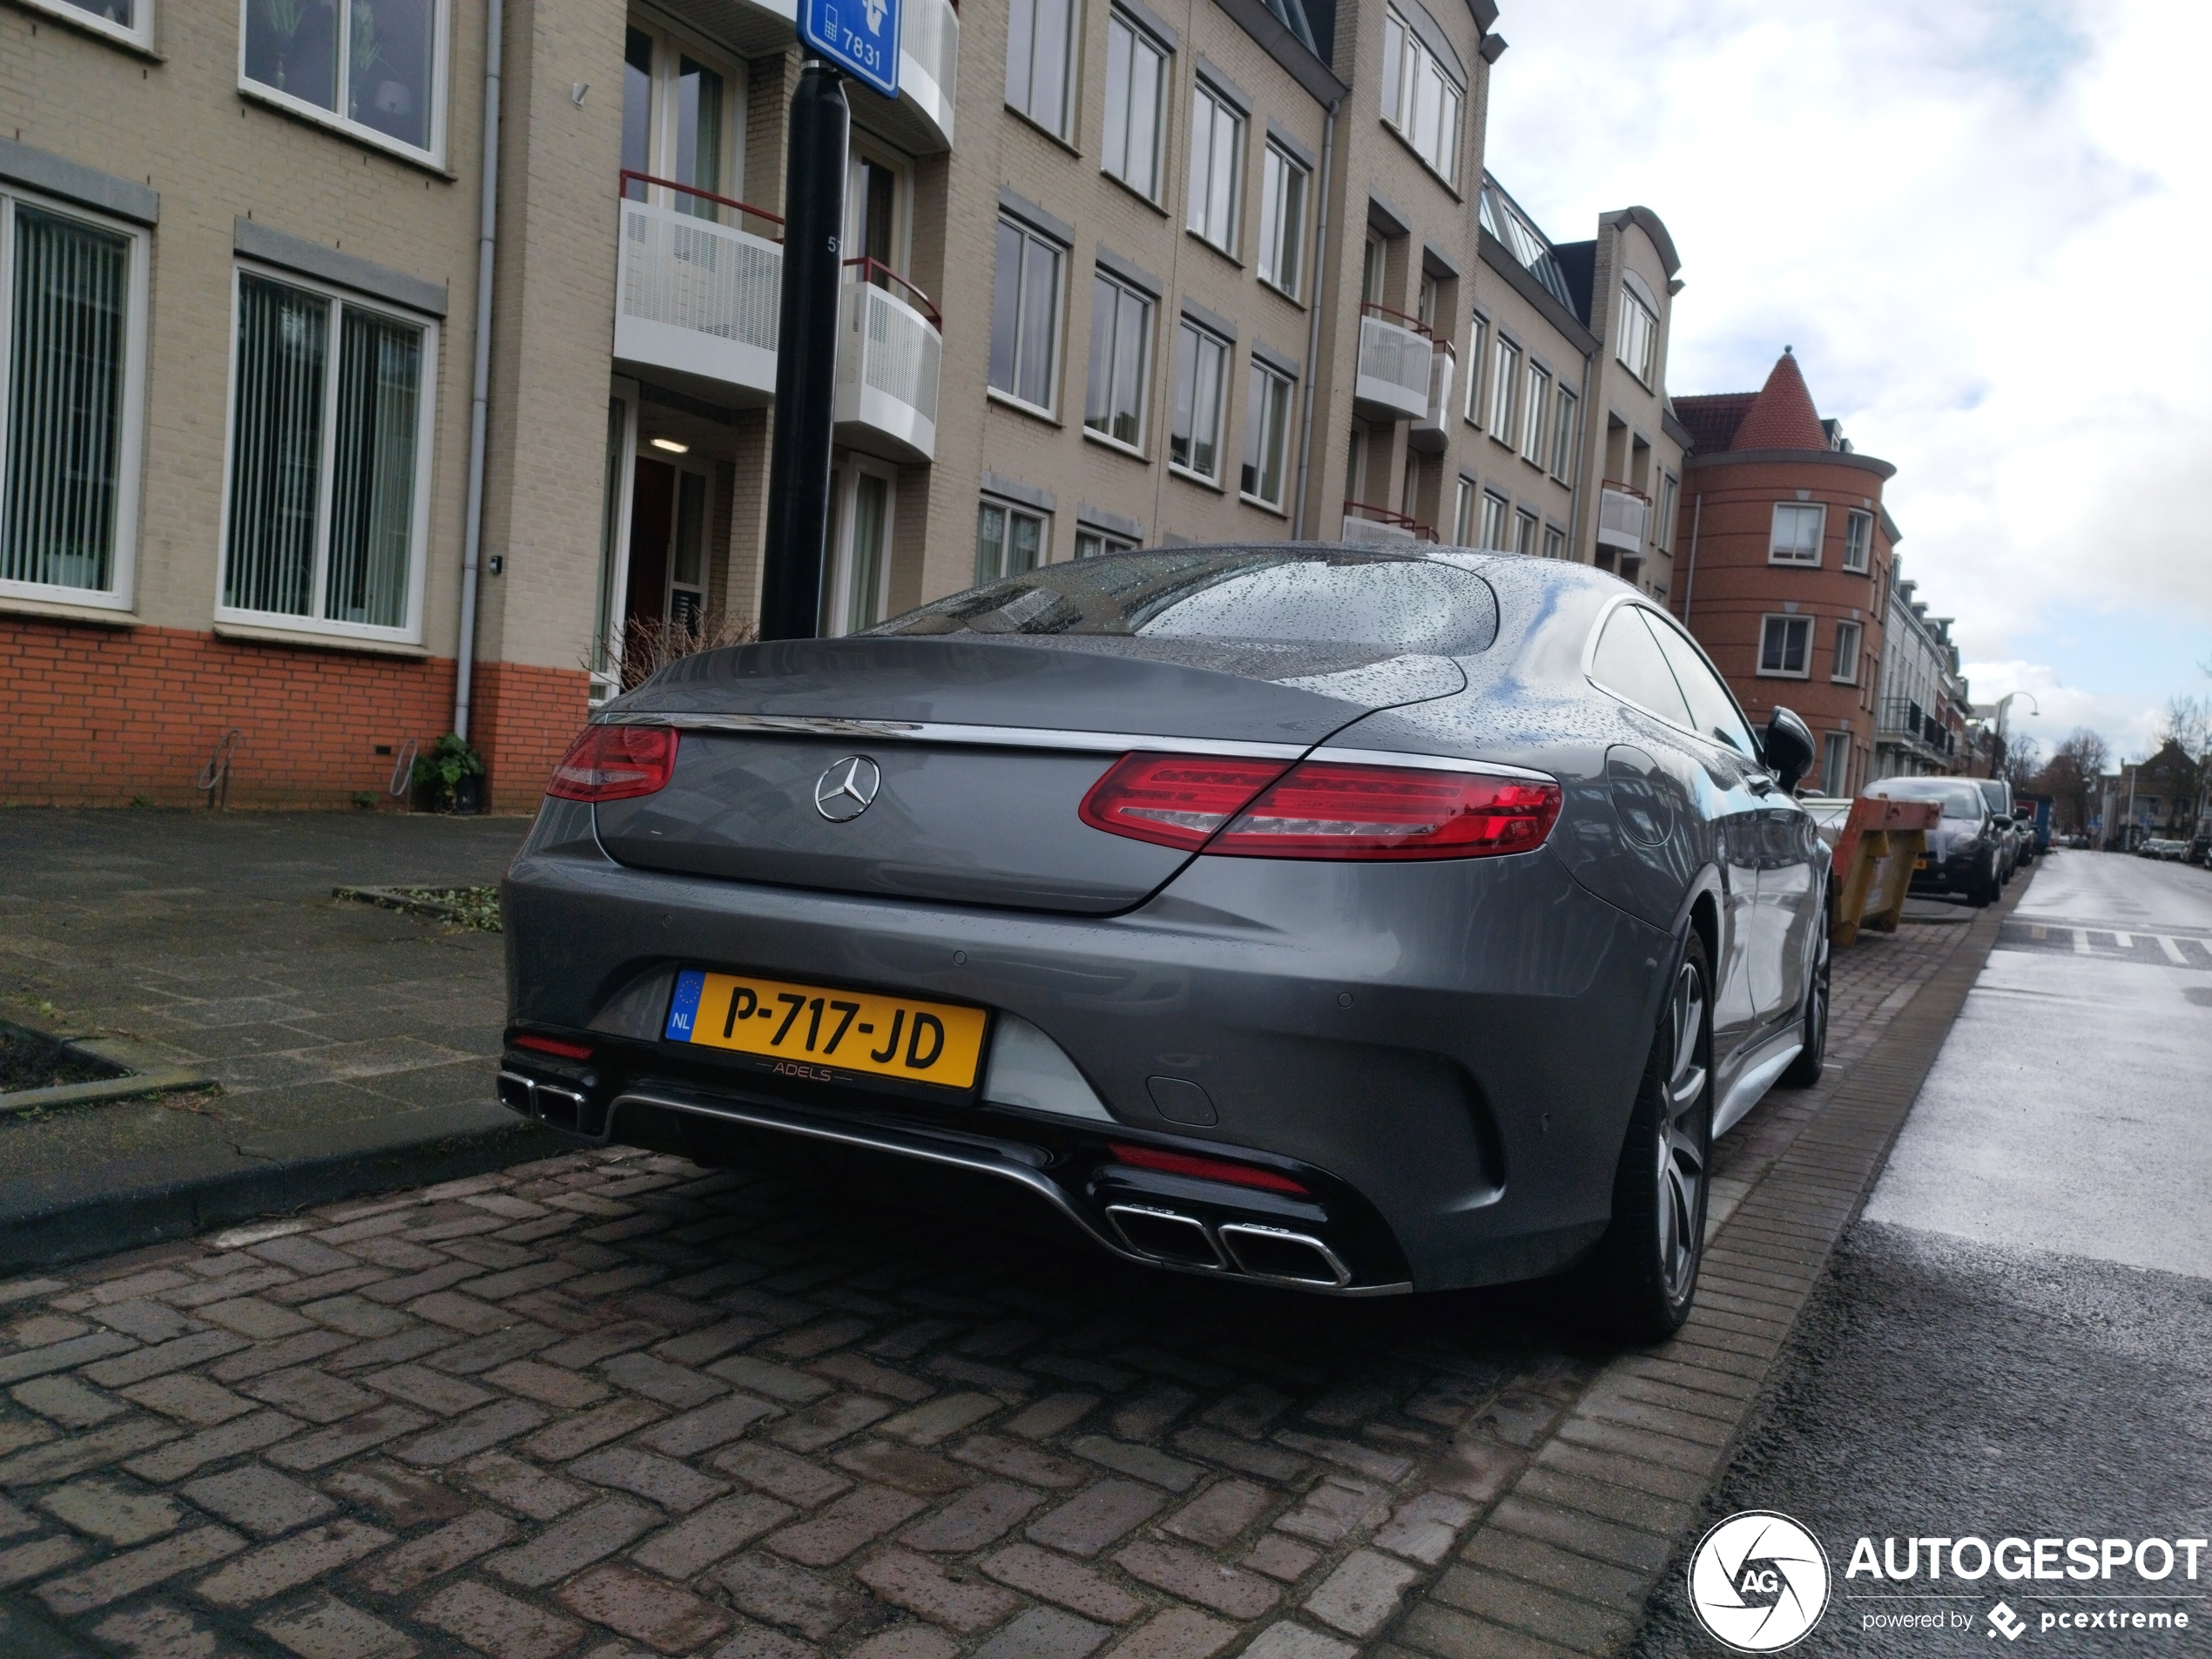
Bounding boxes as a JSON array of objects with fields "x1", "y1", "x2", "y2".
[
  {"x1": 0, "y1": 812, "x2": 537, "y2": 1265},
  {"x1": 0, "y1": 910, "x2": 1981, "y2": 1659}
]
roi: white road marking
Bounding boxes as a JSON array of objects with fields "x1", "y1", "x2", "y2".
[
  {"x1": 2159, "y1": 935, "x2": 2188, "y2": 965},
  {"x1": 2114, "y1": 933, "x2": 2133, "y2": 949},
  {"x1": 2073, "y1": 927, "x2": 2092, "y2": 954}
]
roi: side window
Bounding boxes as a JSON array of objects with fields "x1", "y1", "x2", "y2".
[
  {"x1": 1648, "y1": 613, "x2": 1760, "y2": 758},
  {"x1": 1590, "y1": 606, "x2": 1691, "y2": 728}
]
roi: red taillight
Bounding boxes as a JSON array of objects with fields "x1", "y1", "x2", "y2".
[
  {"x1": 1077, "y1": 753, "x2": 1291, "y2": 850},
  {"x1": 1080, "y1": 752, "x2": 1560, "y2": 860},
  {"x1": 512, "y1": 1033, "x2": 595, "y2": 1060},
  {"x1": 546, "y1": 725, "x2": 677, "y2": 803},
  {"x1": 1107, "y1": 1143, "x2": 1309, "y2": 1195}
]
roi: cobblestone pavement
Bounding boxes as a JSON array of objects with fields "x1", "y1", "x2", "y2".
[{"x1": 0, "y1": 922, "x2": 1969, "y2": 1659}]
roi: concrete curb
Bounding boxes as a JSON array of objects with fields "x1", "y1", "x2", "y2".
[
  {"x1": 0, "y1": 1021, "x2": 220, "y2": 1117},
  {"x1": 0, "y1": 1107, "x2": 564, "y2": 1273},
  {"x1": 1377, "y1": 880, "x2": 2026, "y2": 1658}
]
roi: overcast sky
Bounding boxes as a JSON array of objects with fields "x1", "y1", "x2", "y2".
[{"x1": 1483, "y1": 0, "x2": 2211, "y2": 765}]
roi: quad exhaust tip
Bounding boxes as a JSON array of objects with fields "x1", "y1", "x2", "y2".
[
  {"x1": 1105, "y1": 1204, "x2": 1352, "y2": 1288},
  {"x1": 498, "y1": 1069, "x2": 593, "y2": 1136}
]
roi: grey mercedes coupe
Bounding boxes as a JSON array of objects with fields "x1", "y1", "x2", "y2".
[{"x1": 501, "y1": 546, "x2": 1830, "y2": 1339}]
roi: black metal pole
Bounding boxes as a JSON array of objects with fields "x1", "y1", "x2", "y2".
[{"x1": 759, "y1": 59, "x2": 849, "y2": 641}]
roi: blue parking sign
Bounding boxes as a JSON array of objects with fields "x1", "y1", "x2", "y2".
[{"x1": 800, "y1": 0, "x2": 900, "y2": 99}]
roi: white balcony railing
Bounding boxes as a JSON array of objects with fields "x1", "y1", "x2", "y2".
[
  {"x1": 1596, "y1": 483, "x2": 1650, "y2": 551},
  {"x1": 1340, "y1": 501, "x2": 1433, "y2": 544},
  {"x1": 1409, "y1": 341, "x2": 1457, "y2": 451},
  {"x1": 833, "y1": 262, "x2": 942, "y2": 462},
  {"x1": 613, "y1": 185, "x2": 783, "y2": 397},
  {"x1": 900, "y1": 0, "x2": 960, "y2": 148},
  {"x1": 1355, "y1": 307, "x2": 1433, "y2": 420}
]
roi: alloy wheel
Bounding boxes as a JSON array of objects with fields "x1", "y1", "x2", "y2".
[
  {"x1": 1806, "y1": 909, "x2": 1831, "y2": 1057},
  {"x1": 1656, "y1": 958, "x2": 1710, "y2": 1303}
]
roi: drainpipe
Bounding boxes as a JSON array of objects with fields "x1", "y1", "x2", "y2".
[
  {"x1": 453, "y1": 0, "x2": 504, "y2": 741},
  {"x1": 1679, "y1": 491, "x2": 1703, "y2": 624},
  {"x1": 1292, "y1": 98, "x2": 1339, "y2": 541}
]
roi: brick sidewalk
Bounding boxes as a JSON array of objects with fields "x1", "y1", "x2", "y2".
[{"x1": 0, "y1": 916, "x2": 1978, "y2": 1659}]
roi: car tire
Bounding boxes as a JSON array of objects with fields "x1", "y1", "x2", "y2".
[
  {"x1": 1969, "y1": 852, "x2": 2000, "y2": 907},
  {"x1": 1778, "y1": 898, "x2": 1829, "y2": 1089},
  {"x1": 1579, "y1": 932, "x2": 1714, "y2": 1345}
]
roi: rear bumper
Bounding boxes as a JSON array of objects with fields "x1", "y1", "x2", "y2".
[{"x1": 501, "y1": 800, "x2": 1669, "y2": 1292}]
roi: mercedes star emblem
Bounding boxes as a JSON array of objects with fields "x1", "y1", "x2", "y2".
[{"x1": 813, "y1": 756, "x2": 881, "y2": 822}]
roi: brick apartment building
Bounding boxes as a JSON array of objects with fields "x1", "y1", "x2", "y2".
[
  {"x1": 3, "y1": 0, "x2": 1691, "y2": 808},
  {"x1": 1668, "y1": 349, "x2": 1904, "y2": 797}
]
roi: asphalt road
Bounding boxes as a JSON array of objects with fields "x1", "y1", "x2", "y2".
[{"x1": 1632, "y1": 850, "x2": 2212, "y2": 1657}]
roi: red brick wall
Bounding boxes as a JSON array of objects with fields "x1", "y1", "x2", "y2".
[{"x1": 0, "y1": 617, "x2": 589, "y2": 811}]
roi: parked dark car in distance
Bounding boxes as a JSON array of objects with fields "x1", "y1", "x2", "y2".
[{"x1": 1866, "y1": 776, "x2": 2005, "y2": 905}]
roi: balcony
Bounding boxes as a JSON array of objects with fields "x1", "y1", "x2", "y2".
[
  {"x1": 1340, "y1": 501, "x2": 1434, "y2": 544},
  {"x1": 1355, "y1": 305, "x2": 1433, "y2": 421},
  {"x1": 1595, "y1": 482, "x2": 1649, "y2": 551},
  {"x1": 834, "y1": 260, "x2": 942, "y2": 463},
  {"x1": 899, "y1": 0, "x2": 960, "y2": 150},
  {"x1": 1408, "y1": 341, "x2": 1458, "y2": 453},
  {"x1": 613, "y1": 175, "x2": 784, "y2": 403}
]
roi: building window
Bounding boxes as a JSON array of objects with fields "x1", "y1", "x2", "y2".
[
  {"x1": 1083, "y1": 273, "x2": 1151, "y2": 450},
  {"x1": 240, "y1": 0, "x2": 446, "y2": 163},
  {"x1": 1843, "y1": 509, "x2": 1873, "y2": 572},
  {"x1": 976, "y1": 497, "x2": 1047, "y2": 583},
  {"x1": 1615, "y1": 285, "x2": 1657, "y2": 385},
  {"x1": 1832, "y1": 618, "x2": 1863, "y2": 683},
  {"x1": 1240, "y1": 360, "x2": 1293, "y2": 509},
  {"x1": 1464, "y1": 315, "x2": 1487, "y2": 425},
  {"x1": 989, "y1": 218, "x2": 1063, "y2": 415},
  {"x1": 1820, "y1": 732, "x2": 1851, "y2": 799},
  {"x1": 1256, "y1": 145, "x2": 1309, "y2": 298},
  {"x1": 1187, "y1": 84, "x2": 1244, "y2": 254},
  {"x1": 1453, "y1": 478, "x2": 1474, "y2": 546},
  {"x1": 1520, "y1": 365, "x2": 1550, "y2": 465},
  {"x1": 1102, "y1": 10, "x2": 1167, "y2": 200},
  {"x1": 1074, "y1": 527, "x2": 1136, "y2": 558},
  {"x1": 1549, "y1": 385, "x2": 1577, "y2": 482},
  {"x1": 1758, "y1": 614, "x2": 1812, "y2": 677},
  {"x1": 219, "y1": 269, "x2": 435, "y2": 639},
  {"x1": 0, "y1": 194, "x2": 146, "y2": 607},
  {"x1": 1479, "y1": 490, "x2": 1508, "y2": 550},
  {"x1": 1541, "y1": 525, "x2": 1566, "y2": 559},
  {"x1": 1514, "y1": 509, "x2": 1538, "y2": 556},
  {"x1": 1006, "y1": 0, "x2": 1078, "y2": 138},
  {"x1": 24, "y1": 0, "x2": 152, "y2": 51},
  {"x1": 1489, "y1": 339, "x2": 1521, "y2": 448},
  {"x1": 1170, "y1": 319, "x2": 1230, "y2": 482},
  {"x1": 1655, "y1": 473, "x2": 1677, "y2": 553},
  {"x1": 826, "y1": 464, "x2": 893, "y2": 637},
  {"x1": 1770, "y1": 502, "x2": 1825, "y2": 564},
  {"x1": 1379, "y1": 7, "x2": 1462, "y2": 185}
]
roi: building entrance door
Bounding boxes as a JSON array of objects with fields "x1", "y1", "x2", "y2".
[{"x1": 623, "y1": 455, "x2": 711, "y2": 664}]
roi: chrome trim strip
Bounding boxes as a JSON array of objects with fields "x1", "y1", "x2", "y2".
[
  {"x1": 1304, "y1": 746, "x2": 1555, "y2": 783},
  {"x1": 607, "y1": 1084, "x2": 1410, "y2": 1297},
  {"x1": 594, "y1": 710, "x2": 1306, "y2": 760},
  {"x1": 1712, "y1": 1031, "x2": 1804, "y2": 1139}
]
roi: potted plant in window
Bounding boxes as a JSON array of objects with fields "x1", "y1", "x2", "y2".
[{"x1": 412, "y1": 733, "x2": 486, "y2": 815}]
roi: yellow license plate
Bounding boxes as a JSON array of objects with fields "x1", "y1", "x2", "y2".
[
  {"x1": 1914, "y1": 858, "x2": 1929, "y2": 869},
  {"x1": 664, "y1": 969, "x2": 987, "y2": 1090}
]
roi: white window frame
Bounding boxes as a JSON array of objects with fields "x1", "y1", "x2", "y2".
[
  {"x1": 1186, "y1": 82, "x2": 1244, "y2": 256},
  {"x1": 988, "y1": 215, "x2": 1066, "y2": 418},
  {"x1": 22, "y1": 0, "x2": 154, "y2": 51},
  {"x1": 1770, "y1": 501, "x2": 1825, "y2": 565},
  {"x1": 1101, "y1": 8, "x2": 1169, "y2": 202},
  {"x1": 1379, "y1": 6, "x2": 1463, "y2": 187},
  {"x1": 1463, "y1": 314, "x2": 1487, "y2": 425},
  {"x1": 1615, "y1": 284, "x2": 1657, "y2": 385},
  {"x1": 1758, "y1": 613, "x2": 1813, "y2": 678},
  {"x1": 1082, "y1": 269, "x2": 1152, "y2": 455},
  {"x1": 1843, "y1": 509, "x2": 1874, "y2": 572},
  {"x1": 1513, "y1": 509, "x2": 1538, "y2": 557},
  {"x1": 826, "y1": 458, "x2": 895, "y2": 637},
  {"x1": 625, "y1": 22, "x2": 750, "y2": 223},
  {"x1": 1549, "y1": 384, "x2": 1577, "y2": 482},
  {"x1": 1541, "y1": 524, "x2": 1567, "y2": 560},
  {"x1": 1479, "y1": 489, "x2": 1508, "y2": 551},
  {"x1": 1831, "y1": 617, "x2": 1863, "y2": 684},
  {"x1": 1820, "y1": 732, "x2": 1851, "y2": 798},
  {"x1": 1256, "y1": 143, "x2": 1309, "y2": 300},
  {"x1": 213, "y1": 263, "x2": 439, "y2": 645},
  {"x1": 238, "y1": 0, "x2": 451, "y2": 168},
  {"x1": 1240, "y1": 357, "x2": 1294, "y2": 510},
  {"x1": 0, "y1": 188, "x2": 150, "y2": 613},
  {"x1": 1006, "y1": 0, "x2": 1080, "y2": 139},
  {"x1": 1654, "y1": 472, "x2": 1677, "y2": 552},
  {"x1": 1170, "y1": 316, "x2": 1231, "y2": 485},
  {"x1": 1520, "y1": 363, "x2": 1550, "y2": 465},
  {"x1": 1073, "y1": 527, "x2": 1136, "y2": 558},
  {"x1": 975, "y1": 495, "x2": 1049, "y2": 583},
  {"x1": 1452, "y1": 478, "x2": 1474, "y2": 546},
  {"x1": 1489, "y1": 337, "x2": 1521, "y2": 449}
]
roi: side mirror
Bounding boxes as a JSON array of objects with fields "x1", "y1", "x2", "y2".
[{"x1": 1762, "y1": 706, "x2": 1816, "y2": 793}]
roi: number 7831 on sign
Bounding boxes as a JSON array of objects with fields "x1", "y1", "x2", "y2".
[{"x1": 664, "y1": 969, "x2": 987, "y2": 1089}]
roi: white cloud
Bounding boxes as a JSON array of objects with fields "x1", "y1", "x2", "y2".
[{"x1": 1483, "y1": 0, "x2": 2212, "y2": 727}]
